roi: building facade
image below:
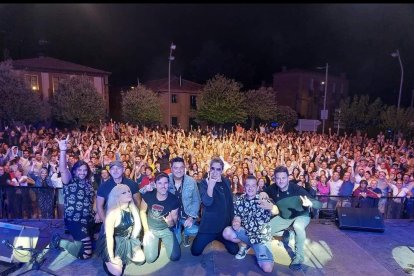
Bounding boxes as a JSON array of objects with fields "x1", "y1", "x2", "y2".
[
  {"x1": 11, "y1": 56, "x2": 111, "y2": 115},
  {"x1": 144, "y1": 76, "x2": 203, "y2": 130},
  {"x1": 273, "y1": 68, "x2": 349, "y2": 123}
]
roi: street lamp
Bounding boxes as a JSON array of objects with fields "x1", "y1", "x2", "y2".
[
  {"x1": 316, "y1": 63, "x2": 329, "y2": 135},
  {"x1": 168, "y1": 42, "x2": 176, "y2": 129},
  {"x1": 391, "y1": 49, "x2": 403, "y2": 110}
]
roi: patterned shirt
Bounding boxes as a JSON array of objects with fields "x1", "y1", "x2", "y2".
[
  {"x1": 63, "y1": 178, "x2": 95, "y2": 225},
  {"x1": 234, "y1": 193, "x2": 271, "y2": 244}
]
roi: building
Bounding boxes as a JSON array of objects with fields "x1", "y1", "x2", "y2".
[
  {"x1": 273, "y1": 68, "x2": 349, "y2": 123},
  {"x1": 144, "y1": 76, "x2": 203, "y2": 130},
  {"x1": 11, "y1": 56, "x2": 111, "y2": 115}
]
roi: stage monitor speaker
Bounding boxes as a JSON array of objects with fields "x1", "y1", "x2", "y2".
[
  {"x1": 0, "y1": 222, "x2": 39, "y2": 263},
  {"x1": 336, "y1": 207, "x2": 385, "y2": 232}
]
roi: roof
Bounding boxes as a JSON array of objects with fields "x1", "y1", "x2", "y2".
[
  {"x1": 145, "y1": 76, "x2": 203, "y2": 92},
  {"x1": 12, "y1": 56, "x2": 111, "y2": 75}
]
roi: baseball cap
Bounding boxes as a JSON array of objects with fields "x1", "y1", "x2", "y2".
[{"x1": 109, "y1": 160, "x2": 123, "y2": 169}]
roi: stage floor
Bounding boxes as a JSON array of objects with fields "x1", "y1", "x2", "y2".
[{"x1": 1, "y1": 219, "x2": 413, "y2": 276}]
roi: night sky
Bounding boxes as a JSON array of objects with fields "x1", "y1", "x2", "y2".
[{"x1": 1, "y1": 4, "x2": 414, "y2": 106}]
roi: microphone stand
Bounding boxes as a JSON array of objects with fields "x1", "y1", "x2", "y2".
[{"x1": 7, "y1": 242, "x2": 57, "y2": 276}]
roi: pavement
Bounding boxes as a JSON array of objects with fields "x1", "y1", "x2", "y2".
[{"x1": 0, "y1": 219, "x2": 413, "y2": 276}]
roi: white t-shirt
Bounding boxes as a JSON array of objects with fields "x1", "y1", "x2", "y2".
[{"x1": 329, "y1": 179, "x2": 343, "y2": 196}]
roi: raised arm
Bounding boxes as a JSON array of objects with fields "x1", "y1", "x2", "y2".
[{"x1": 55, "y1": 135, "x2": 71, "y2": 184}]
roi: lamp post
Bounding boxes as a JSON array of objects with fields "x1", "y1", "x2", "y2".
[
  {"x1": 391, "y1": 49, "x2": 403, "y2": 110},
  {"x1": 317, "y1": 63, "x2": 329, "y2": 134},
  {"x1": 168, "y1": 42, "x2": 176, "y2": 129}
]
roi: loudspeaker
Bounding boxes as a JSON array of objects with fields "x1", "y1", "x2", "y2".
[
  {"x1": 0, "y1": 222, "x2": 39, "y2": 263},
  {"x1": 336, "y1": 207, "x2": 385, "y2": 232}
]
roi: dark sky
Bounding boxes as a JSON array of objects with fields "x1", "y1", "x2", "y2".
[{"x1": 1, "y1": 4, "x2": 414, "y2": 106}]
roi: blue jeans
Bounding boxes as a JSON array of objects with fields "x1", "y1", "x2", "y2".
[
  {"x1": 172, "y1": 218, "x2": 199, "y2": 244},
  {"x1": 143, "y1": 228, "x2": 181, "y2": 263},
  {"x1": 234, "y1": 227, "x2": 274, "y2": 264},
  {"x1": 270, "y1": 215, "x2": 310, "y2": 262}
]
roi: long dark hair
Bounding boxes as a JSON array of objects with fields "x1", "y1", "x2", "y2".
[{"x1": 71, "y1": 160, "x2": 92, "y2": 180}]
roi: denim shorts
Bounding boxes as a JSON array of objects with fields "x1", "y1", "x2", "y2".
[{"x1": 234, "y1": 227, "x2": 274, "y2": 264}]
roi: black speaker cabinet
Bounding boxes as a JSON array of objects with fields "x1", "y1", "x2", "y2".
[
  {"x1": 0, "y1": 222, "x2": 39, "y2": 263},
  {"x1": 336, "y1": 207, "x2": 385, "y2": 232}
]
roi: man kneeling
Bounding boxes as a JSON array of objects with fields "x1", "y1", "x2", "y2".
[{"x1": 222, "y1": 176, "x2": 276, "y2": 273}]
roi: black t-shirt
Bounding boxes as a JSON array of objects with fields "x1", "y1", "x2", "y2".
[
  {"x1": 92, "y1": 165, "x2": 103, "y2": 190},
  {"x1": 171, "y1": 177, "x2": 187, "y2": 219},
  {"x1": 142, "y1": 190, "x2": 180, "y2": 230},
  {"x1": 63, "y1": 178, "x2": 95, "y2": 224},
  {"x1": 97, "y1": 177, "x2": 138, "y2": 204},
  {"x1": 0, "y1": 173, "x2": 11, "y2": 186}
]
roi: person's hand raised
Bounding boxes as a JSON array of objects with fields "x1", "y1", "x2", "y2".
[
  {"x1": 300, "y1": 195, "x2": 313, "y2": 207},
  {"x1": 54, "y1": 134, "x2": 70, "y2": 151}
]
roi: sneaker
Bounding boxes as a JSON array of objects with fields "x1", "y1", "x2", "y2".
[
  {"x1": 289, "y1": 263, "x2": 303, "y2": 271},
  {"x1": 289, "y1": 256, "x2": 303, "y2": 271},
  {"x1": 235, "y1": 246, "x2": 249, "y2": 260},
  {"x1": 50, "y1": 233, "x2": 61, "y2": 249},
  {"x1": 183, "y1": 236, "x2": 191, "y2": 248}
]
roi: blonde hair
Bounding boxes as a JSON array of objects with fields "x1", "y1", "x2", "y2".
[{"x1": 106, "y1": 184, "x2": 141, "y2": 234}]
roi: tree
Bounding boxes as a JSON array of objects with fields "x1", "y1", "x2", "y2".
[
  {"x1": 197, "y1": 74, "x2": 247, "y2": 125},
  {"x1": 339, "y1": 95, "x2": 383, "y2": 132},
  {"x1": 53, "y1": 75, "x2": 105, "y2": 126},
  {"x1": 275, "y1": 105, "x2": 297, "y2": 130},
  {"x1": 0, "y1": 60, "x2": 50, "y2": 124},
  {"x1": 122, "y1": 85, "x2": 161, "y2": 125},
  {"x1": 380, "y1": 106, "x2": 414, "y2": 136},
  {"x1": 245, "y1": 87, "x2": 277, "y2": 129}
]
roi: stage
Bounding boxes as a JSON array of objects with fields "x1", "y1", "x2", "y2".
[{"x1": 0, "y1": 219, "x2": 413, "y2": 275}]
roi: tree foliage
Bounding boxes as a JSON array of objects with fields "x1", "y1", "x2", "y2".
[
  {"x1": 122, "y1": 85, "x2": 161, "y2": 125},
  {"x1": 339, "y1": 95, "x2": 383, "y2": 131},
  {"x1": 275, "y1": 105, "x2": 298, "y2": 130},
  {"x1": 245, "y1": 87, "x2": 277, "y2": 129},
  {"x1": 197, "y1": 74, "x2": 247, "y2": 124},
  {"x1": 0, "y1": 60, "x2": 50, "y2": 123},
  {"x1": 380, "y1": 106, "x2": 414, "y2": 134},
  {"x1": 53, "y1": 75, "x2": 105, "y2": 126}
]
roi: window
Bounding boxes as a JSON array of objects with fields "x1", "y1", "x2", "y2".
[
  {"x1": 171, "y1": 94, "x2": 177, "y2": 103},
  {"x1": 171, "y1": 117, "x2": 178, "y2": 126},
  {"x1": 190, "y1": 95, "x2": 197, "y2": 110},
  {"x1": 25, "y1": 75, "x2": 39, "y2": 91}
]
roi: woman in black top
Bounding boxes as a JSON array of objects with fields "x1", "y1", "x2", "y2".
[{"x1": 96, "y1": 184, "x2": 145, "y2": 276}]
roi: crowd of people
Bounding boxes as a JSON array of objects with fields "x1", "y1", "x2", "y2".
[{"x1": 1, "y1": 121, "x2": 414, "y2": 274}]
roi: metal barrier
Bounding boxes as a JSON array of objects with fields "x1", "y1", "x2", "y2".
[
  {"x1": 1, "y1": 186, "x2": 413, "y2": 220},
  {"x1": 314, "y1": 195, "x2": 414, "y2": 220},
  {"x1": 0, "y1": 186, "x2": 63, "y2": 219}
]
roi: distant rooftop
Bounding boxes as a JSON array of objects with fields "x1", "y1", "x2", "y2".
[
  {"x1": 145, "y1": 76, "x2": 203, "y2": 92},
  {"x1": 12, "y1": 56, "x2": 111, "y2": 75}
]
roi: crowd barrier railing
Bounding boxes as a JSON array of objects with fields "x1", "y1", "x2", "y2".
[
  {"x1": 0, "y1": 186, "x2": 63, "y2": 220},
  {"x1": 1, "y1": 186, "x2": 413, "y2": 220}
]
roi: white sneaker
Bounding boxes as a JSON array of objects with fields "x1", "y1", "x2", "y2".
[{"x1": 235, "y1": 246, "x2": 249, "y2": 260}]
